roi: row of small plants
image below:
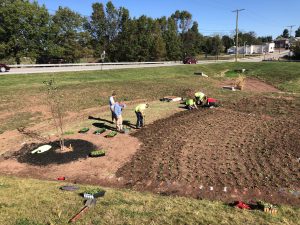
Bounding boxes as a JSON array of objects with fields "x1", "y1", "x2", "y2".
[{"x1": 79, "y1": 127, "x2": 118, "y2": 138}]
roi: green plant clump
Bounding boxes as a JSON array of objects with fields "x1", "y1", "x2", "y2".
[
  {"x1": 93, "y1": 128, "x2": 106, "y2": 134},
  {"x1": 105, "y1": 131, "x2": 117, "y2": 137},
  {"x1": 225, "y1": 70, "x2": 240, "y2": 78},
  {"x1": 84, "y1": 188, "x2": 105, "y2": 195},
  {"x1": 15, "y1": 218, "x2": 43, "y2": 225},
  {"x1": 79, "y1": 127, "x2": 89, "y2": 133},
  {"x1": 89, "y1": 150, "x2": 106, "y2": 157}
]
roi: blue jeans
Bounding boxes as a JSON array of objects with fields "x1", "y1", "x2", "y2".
[{"x1": 135, "y1": 111, "x2": 143, "y2": 128}]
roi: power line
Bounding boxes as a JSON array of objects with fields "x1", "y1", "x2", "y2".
[
  {"x1": 232, "y1": 9, "x2": 245, "y2": 62},
  {"x1": 203, "y1": 0, "x2": 234, "y2": 11},
  {"x1": 285, "y1": 25, "x2": 296, "y2": 38},
  {"x1": 199, "y1": 29, "x2": 232, "y2": 31},
  {"x1": 246, "y1": 9, "x2": 280, "y2": 28}
]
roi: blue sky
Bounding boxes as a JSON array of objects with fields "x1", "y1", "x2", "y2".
[{"x1": 36, "y1": 0, "x2": 300, "y2": 38}]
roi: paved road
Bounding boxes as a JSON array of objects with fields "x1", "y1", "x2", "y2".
[
  {"x1": 2, "y1": 52, "x2": 289, "y2": 75},
  {"x1": 3, "y1": 61, "x2": 230, "y2": 75},
  {"x1": 4, "y1": 63, "x2": 183, "y2": 75}
]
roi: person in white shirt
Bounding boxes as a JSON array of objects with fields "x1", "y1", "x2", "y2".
[{"x1": 109, "y1": 91, "x2": 117, "y2": 123}]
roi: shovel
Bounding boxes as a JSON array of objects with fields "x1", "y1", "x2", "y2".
[{"x1": 69, "y1": 198, "x2": 96, "y2": 223}]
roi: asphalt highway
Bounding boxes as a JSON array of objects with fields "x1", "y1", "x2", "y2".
[{"x1": 3, "y1": 53, "x2": 289, "y2": 75}]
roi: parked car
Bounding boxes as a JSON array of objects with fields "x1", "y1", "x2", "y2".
[
  {"x1": 0, "y1": 63, "x2": 10, "y2": 72},
  {"x1": 183, "y1": 57, "x2": 197, "y2": 64}
]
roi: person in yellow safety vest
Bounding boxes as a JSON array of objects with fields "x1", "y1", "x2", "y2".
[
  {"x1": 194, "y1": 91, "x2": 206, "y2": 106},
  {"x1": 135, "y1": 103, "x2": 149, "y2": 128},
  {"x1": 185, "y1": 98, "x2": 197, "y2": 110}
]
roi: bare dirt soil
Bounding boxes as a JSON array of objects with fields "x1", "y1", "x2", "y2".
[
  {"x1": 116, "y1": 97, "x2": 300, "y2": 206},
  {"x1": 0, "y1": 132, "x2": 140, "y2": 186},
  {"x1": 220, "y1": 77, "x2": 280, "y2": 93},
  {"x1": 0, "y1": 81, "x2": 299, "y2": 206}
]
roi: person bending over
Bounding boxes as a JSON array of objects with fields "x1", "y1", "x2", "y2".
[
  {"x1": 185, "y1": 98, "x2": 197, "y2": 110},
  {"x1": 203, "y1": 97, "x2": 219, "y2": 108},
  {"x1": 194, "y1": 91, "x2": 206, "y2": 105},
  {"x1": 135, "y1": 103, "x2": 149, "y2": 129},
  {"x1": 114, "y1": 102, "x2": 126, "y2": 131}
]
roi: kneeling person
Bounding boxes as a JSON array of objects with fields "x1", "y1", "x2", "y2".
[
  {"x1": 185, "y1": 98, "x2": 197, "y2": 110},
  {"x1": 194, "y1": 91, "x2": 206, "y2": 105},
  {"x1": 203, "y1": 97, "x2": 219, "y2": 107}
]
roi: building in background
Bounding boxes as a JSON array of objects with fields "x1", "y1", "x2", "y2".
[
  {"x1": 227, "y1": 43, "x2": 275, "y2": 55},
  {"x1": 274, "y1": 38, "x2": 289, "y2": 49}
]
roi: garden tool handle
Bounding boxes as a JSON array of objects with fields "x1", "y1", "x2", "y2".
[{"x1": 69, "y1": 206, "x2": 89, "y2": 223}]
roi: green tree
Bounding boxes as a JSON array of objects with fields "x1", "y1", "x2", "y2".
[
  {"x1": 163, "y1": 17, "x2": 182, "y2": 60},
  {"x1": 135, "y1": 15, "x2": 154, "y2": 61},
  {"x1": 85, "y1": 1, "x2": 124, "y2": 61},
  {"x1": 257, "y1": 36, "x2": 273, "y2": 43},
  {"x1": 202, "y1": 35, "x2": 224, "y2": 57},
  {"x1": 182, "y1": 21, "x2": 202, "y2": 57},
  {"x1": 291, "y1": 40, "x2": 300, "y2": 59},
  {"x1": 222, "y1": 35, "x2": 234, "y2": 52},
  {"x1": 50, "y1": 7, "x2": 86, "y2": 63},
  {"x1": 211, "y1": 35, "x2": 224, "y2": 58},
  {"x1": 171, "y1": 10, "x2": 192, "y2": 34},
  {"x1": 85, "y1": 2, "x2": 106, "y2": 57},
  {"x1": 203, "y1": 36, "x2": 213, "y2": 55},
  {"x1": 282, "y1": 29, "x2": 289, "y2": 38},
  {"x1": 150, "y1": 20, "x2": 166, "y2": 61},
  {"x1": 295, "y1": 27, "x2": 300, "y2": 37},
  {"x1": 105, "y1": 1, "x2": 122, "y2": 61},
  {"x1": 0, "y1": 0, "x2": 50, "y2": 64},
  {"x1": 110, "y1": 7, "x2": 133, "y2": 61},
  {"x1": 236, "y1": 31, "x2": 259, "y2": 46},
  {"x1": 105, "y1": 1, "x2": 120, "y2": 42}
]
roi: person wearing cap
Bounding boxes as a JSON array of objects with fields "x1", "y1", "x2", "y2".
[
  {"x1": 194, "y1": 91, "x2": 206, "y2": 106},
  {"x1": 185, "y1": 98, "x2": 197, "y2": 110},
  {"x1": 109, "y1": 91, "x2": 117, "y2": 123},
  {"x1": 135, "y1": 103, "x2": 149, "y2": 129},
  {"x1": 114, "y1": 102, "x2": 126, "y2": 131}
]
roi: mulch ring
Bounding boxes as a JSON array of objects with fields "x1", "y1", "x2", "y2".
[{"x1": 8, "y1": 139, "x2": 98, "y2": 166}]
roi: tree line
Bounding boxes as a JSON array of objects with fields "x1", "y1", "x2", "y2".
[
  {"x1": 0, "y1": 0, "x2": 274, "y2": 64},
  {"x1": 279, "y1": 28, "x2": 300, "y2": 39}
]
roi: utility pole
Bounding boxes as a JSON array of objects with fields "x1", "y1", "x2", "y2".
[
  {"x1": 286, "y1": 25, "x2": 296, "y2": 38},
  {"x1": 232, "y1": 9, "x2": 245, "y2": 62},
  {"x1": 286, "y1": 25, "x2": 295, "y2": 59}
]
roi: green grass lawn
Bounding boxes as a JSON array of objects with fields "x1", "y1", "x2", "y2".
[
  {"x1": 0, "y1": 176, "x2": 299, "y2": 225},
  {"x1": 1, "y1": 62, "x2": 300, "y2": 224},
  {"x1": 1, "y1": 62, "x2": 300, "y2": 133}
]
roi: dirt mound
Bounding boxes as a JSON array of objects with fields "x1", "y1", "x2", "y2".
[
  {"x1": 243, "y1": 78, "x2": 279, "y2": 92},
  {"x1": 11, "y1": 139, "x2": 98, "y2": 166},
  {"x1": 117, "y1": 105, "x2": 300, "y2": 205},
  {"x1": 220, "y1": 78, "x2": 279, "y2": 93}
]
